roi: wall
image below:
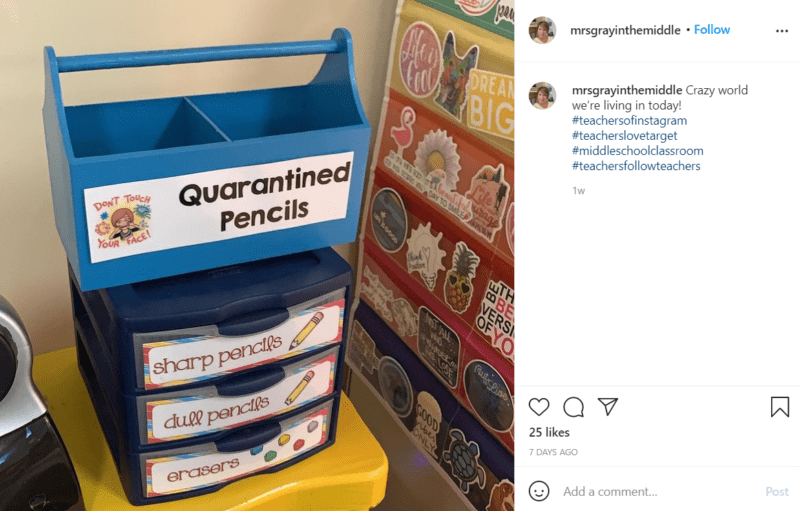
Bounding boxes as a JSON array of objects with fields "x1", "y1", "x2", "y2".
[{"x1": 0, "y1": 0, "x2": 396, "y2": 353}]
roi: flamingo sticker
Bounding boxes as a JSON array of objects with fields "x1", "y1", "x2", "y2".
[{"x1": 390, "y1": 106, "x2": 416, "y2": 159}]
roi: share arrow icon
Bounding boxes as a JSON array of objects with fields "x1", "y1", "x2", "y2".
[{"x1": 598, "y1": 398, "x2": 618, "y2": 416}]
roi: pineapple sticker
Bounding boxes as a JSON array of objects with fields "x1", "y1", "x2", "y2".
[{"x1": 445, "y1": 242, "x2": 480, "y2": 314}]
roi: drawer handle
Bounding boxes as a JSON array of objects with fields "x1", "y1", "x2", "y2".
[
  {"x1": 217, "y1": 309, "x2": 290, "y2": 337},
  {"x1": 216, "y1": 421, "x2": 282, "y2": 453},
  {"x1": 216, "y1": 366, "x2": 286, "y2": 397}
]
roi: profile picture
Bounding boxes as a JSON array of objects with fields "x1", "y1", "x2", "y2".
[
  {"x1": 530, "y1": 17, "x2": 556, "y2": 44},
  {"x1": 530, "y1": 83, "x2": 556, "y2": 110}
]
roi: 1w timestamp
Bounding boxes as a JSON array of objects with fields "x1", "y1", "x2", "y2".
[{"x1": 530, "y1": 427, "x2": 570, "y2": 438}]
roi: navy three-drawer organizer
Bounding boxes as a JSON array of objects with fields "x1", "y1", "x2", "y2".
[{"x1": 70, "y1": 248, "x2": 352, "y2": 504}]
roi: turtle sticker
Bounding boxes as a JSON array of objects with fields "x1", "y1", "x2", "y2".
[{"x1": 443, "y1": 428, "x2": 486, "y2": 493}]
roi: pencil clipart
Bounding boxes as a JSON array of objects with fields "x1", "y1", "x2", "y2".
[
  {"x1": 285, "y1": 370, "x2": 315, "y2": 405},
  {"x1": 289, "y1": 312, "x2": 324, "y2": 350}
]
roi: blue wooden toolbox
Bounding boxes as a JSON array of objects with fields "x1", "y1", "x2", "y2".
[
  {"x1": 69, "y1": 247, "x2": 351, "y2": 504},
  {"x1": 44, "y1": 29, "x2": 370, "y2": 291}
]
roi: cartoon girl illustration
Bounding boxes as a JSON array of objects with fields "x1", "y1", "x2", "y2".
[{"x1": 109, "y1": 208, "x2": 141, "y2": 240}]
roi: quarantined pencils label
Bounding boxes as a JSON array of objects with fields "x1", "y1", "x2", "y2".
[{"x1": 84, "y1": 152, "x2": 354, "y2": 263}]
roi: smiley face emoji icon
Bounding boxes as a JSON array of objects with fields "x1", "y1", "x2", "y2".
[{"x1": 529, "y1": 481, "x2": 550, "y2": 502}]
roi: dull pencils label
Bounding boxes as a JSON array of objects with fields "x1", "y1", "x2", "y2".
[
  {"x1": 83, "y1": 152, "x2": 354, "y2": 263},
  {"x1": 139, "y1": 298, "x2": 344, "y2": 390},
  {"x1": 145, "y1": 354, "x2": 336, "y2": 443}
]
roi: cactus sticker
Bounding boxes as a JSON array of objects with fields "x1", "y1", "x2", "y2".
[
  {"x1": 406, "y1": 223, "x2": 446, "y2": 290},
  {"x1": 444, "y1": 242, "x2": 481, "y2": 314}
]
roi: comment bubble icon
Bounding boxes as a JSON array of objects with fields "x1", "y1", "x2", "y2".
[{"x1": 563, "y1": 397, "x2": 585, "y2": 418}]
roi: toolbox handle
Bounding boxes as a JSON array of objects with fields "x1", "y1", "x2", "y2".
[
  {"x1": 216, "y1": 365, "x2": 286, "y2": 397},
  {"x1": 43, "y1": 28, "x2": 368, "y2": 163},
  {"x1": 217, "y1": 308, "x2": 290, "y2": 337},
  {"x1": 216, "y1": 420, "x2": 282, "y2": 453},
  {"x1": 55, "y1": 38, "x2": 344, "y2": 73}
]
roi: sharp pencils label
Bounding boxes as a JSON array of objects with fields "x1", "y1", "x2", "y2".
[{"x1": 140, "y1": 298, "x2": 344, "y2": 390}]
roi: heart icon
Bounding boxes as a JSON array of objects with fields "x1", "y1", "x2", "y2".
[{"x1": 529, "y1": 398, "x2": 550, "y2": 416}]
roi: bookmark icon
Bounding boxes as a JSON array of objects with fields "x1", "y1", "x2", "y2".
[{"x1": 771, "y1": 397, "x2": 790, "y2": 418}]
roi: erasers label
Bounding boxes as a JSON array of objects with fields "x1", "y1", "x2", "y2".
[
  {"x1": 141, "y1": 299, "x2": 343, "y2": 389},
  {"x1": 84, "y1": 152, "x2": 354, "y2": 263},
  {"x1": 145, "y1": 408, "x2": 329, "y2": 497},
  {"x1": 146, "y1": 356, "x2": 336, "y2": 443}
]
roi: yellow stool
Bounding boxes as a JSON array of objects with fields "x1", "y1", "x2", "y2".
[{"x1": 33, "y1": 348, "x2": 388, "y2": 511}]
